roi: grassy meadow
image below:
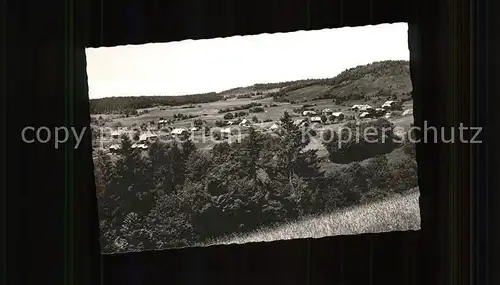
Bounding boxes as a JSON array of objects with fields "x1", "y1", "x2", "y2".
[{"x1": 204, "y1": 188, "x2": 420, "y2": 246}]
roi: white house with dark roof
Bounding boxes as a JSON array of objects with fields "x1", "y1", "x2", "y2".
[
  {"x1": 171, "y1": 128, "x2": 188, "y2": 136},
  {"x1": 294, "y1": 118, "x2": 308, "y2": 127},
  {"x1": 330, "y1": 111, "x2": 345, "y2": 122},
  {"x1": 322, "y1": 108, "x2": 333, "y2": 116},
  {"x1": 302, "y1": 110, "x2": 317, "y2": 116},
  {"x1": 109, "y1": 144, "x2": 122, "y2": 152},
  {"x1": 269, "y1": 123, "x2": 280, "y2": 131},
  {"x1": 352, "y1": 104, "x2": 373, "y2": 112},
  {"x1": 331, "y1": 111, "x2": 344, "y2": 118},
  {"x1": 139, "y1": 131, "x2": 158, "y2": 143},
  {"x1": 310, "y1": 116, "x2": 322, "y2": 123},
  {"x1": 131, "y1": 143, "x2": 148, "y2": 150},
  {"x1": 359, "y1": 112, "x2": 371, "y2": 119},
  {"x1": 239, "y1": 118, "x2": 252, "y2": 127},
  {"x1": 382, "y1": 100, "x2": 396, "y2": 109},
  {"x1": 110, "y1": 130, "x2": 121, "y2": 139},
  {"x1": 402, "y1": 109, "x2": 413, "y2": 116}
]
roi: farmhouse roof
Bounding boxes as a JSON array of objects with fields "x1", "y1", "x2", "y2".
[
  {"x1": 302, "y1": 110, "x2": 317, "y2": 116},
  {"x1": 139, "y1": 131, "x2": 158, "y2": 141},
  {"x1": 171, "y1": 128, "x2": 187, "y2": 135},
  {"x1": 352, "y1": 104, "x2": 372, "y2": 110},
  {"x1": 109, "y1": 144, "x2": 121, "y2": 150},
  {"x1": 293, "y1": 118, "x2": 307, "y2": 125},
  {"x1": 360, "y1": 105, "x2": 373, "y2": 111},
  {"x1": 221, "y1": 127, "x2": 232, "y2": 133},
  {"x1": 310, "y1": 116, "x2": 322, "y2": 122},
  {"x1": 331, "y1": 112, "x2": 343, "y2": 117},
  {"x1": 269, "y1": 123, "x2": 280, "y2": 130},
  {"x1": 132, "y1": 143, "x2": 148, "y2": 149},
  {"x1": 360, "y1": 112, "x2": 370, "y2": 117},
  {"x1": 239, "y1": 119, "x2": 251, "y2": 125},
  {"x1": 402, "y1": 109, "x2": 413, "y2": 116},
  {"x1": 382, "y1": 101, "x2": 395, "y2": 108}
]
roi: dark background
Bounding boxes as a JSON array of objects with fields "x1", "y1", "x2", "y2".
[{"x1": 3, "y1": 0, "x2": 495, "y2": 284}]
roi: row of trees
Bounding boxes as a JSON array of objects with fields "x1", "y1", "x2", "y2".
[
  {"x1": 218, "y1": 102, "x2": 263, "y2": 114},
  {"x1": 223, "y1": 111, "x2": 248, "y2": 120},
  {"x1": 95, "y1": 112, "x2": 417, "y2": 253},
  {"x1": 90, "y1": 93, "x2": 221, "y2": 114}
]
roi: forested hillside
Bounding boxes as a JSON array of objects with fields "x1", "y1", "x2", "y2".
[{"x1": 95, "y1": 112, "x2": 417, "y2": 253}]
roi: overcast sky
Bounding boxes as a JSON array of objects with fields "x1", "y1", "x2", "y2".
[{"x1": 86, "y1": 23, "x2": 408, "y2": 99}]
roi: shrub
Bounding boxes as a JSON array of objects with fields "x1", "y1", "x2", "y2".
[
  {"x1": 249, "y1": 106, "x2": 265, "y2": 113},
  {"x1": 223, "y1": 113, "x2": 234, "y2": 119},
  {"x1": 215, "y1": 120, "x2": 226, "y2": 127},
  {"x1": 323, "y1": 118, "x2": 402, "y2": 164}
]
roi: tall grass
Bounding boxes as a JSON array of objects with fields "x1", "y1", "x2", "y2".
[{"x1": 202, "y1": 189, "x2": 420, "y2": 246}]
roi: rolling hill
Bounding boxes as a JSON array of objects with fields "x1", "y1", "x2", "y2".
[{"x1": 89, "y1": 60, "x2": 411, "y2": 114}]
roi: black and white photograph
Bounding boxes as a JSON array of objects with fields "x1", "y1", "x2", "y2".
[{"x1": 88, "y1": 23, "x2": 420, "y2": 254}]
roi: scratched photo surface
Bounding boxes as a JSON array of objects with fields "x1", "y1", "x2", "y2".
[{"x1": 87, "y1": 23, "x2": 420, "y2": 253}]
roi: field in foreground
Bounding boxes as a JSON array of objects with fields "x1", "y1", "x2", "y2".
[{"x1": 202, "y1": 188, "x2": 420, "y2": 246}]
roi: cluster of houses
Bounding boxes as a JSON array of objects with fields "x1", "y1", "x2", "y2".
[
  {"x1": 350, "y1": 100, "x2": 413, "y2": 120},
  {"x1": 102, "y1": 100, "x2": 414, "y2": 152},
  {"x1": 300, "y1": 108, "x2": 345, "y2": 123},
  {"x1": 350, "y1": 101, "x2": 396, "y2": 119},
  {"x1": 107, "y1": 127, "x2": 196, "y2": 152}
]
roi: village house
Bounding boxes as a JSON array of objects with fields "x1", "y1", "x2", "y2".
[
  {"x1": 360, "y1": 105, "x2": 373, "y2": 112},
  {"x1": 131, "y1": 142, "x2": 149, "y2": 150},
  {"x1": 373, "y1": 108, "x2": 387, "y2": 117},
  {"x1": 170, "y1": 128, "x2": 188, "y2": 139},
  {"x1": 157, "y1": 118, "x2": 168, "y2": 130},
  {"x1": 268, "y1": 123, "x2": 280, "y2": 131},
  {"x1": 310, "y1": 116, "x2": 323, "y2": 123},
  {"x1": 109, "y1": 144, "x2": 122, "y2": 153},
  {"x1": 110, "y1": 130, "x2": 121, "y2": 140},
  {"x1": 139, "y1": 131, "x2": 158, "y2": 143},
  {"x1": 351, "y1": 104, "x2": 373, "y2": 112},
  {"x1": 110, "y1": 128, "x2": 130, "y2": 140},
  {"x1": 239, "y1": 118, "x2": 252, "y2": 127},
  {"x1": 351, "y1": 104, "x2": 361, "y2": 111},
  {"x1": 330, "y1": 111, "x2": 345, "y2": 122},
  {"x1": 293, "y1": 118, "x2": 308, "y2": 128},
  {"x1": 359, "y1": 112, "x2": 371, "y2": 119},
  {"x1": 402, "y1": 109, "x2": 413, "y2": 116},
  {"x1": 322, "y1": 108, "x2": 333, "y2": 116},
  {"x1": 382, "y1": 100, "x2": 396, "y2": 110},
  {"x1": 220, "y1": 127, "x2": 232, "y2": 138},
  {"x1": 302, "y1": 110, "x2": 317, "y2": 116}
]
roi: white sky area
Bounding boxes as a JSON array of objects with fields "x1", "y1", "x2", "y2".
[{"x1": 86, "y1": 23, "x2": 408, "y2": 99}]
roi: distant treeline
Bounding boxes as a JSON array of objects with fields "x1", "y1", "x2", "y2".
[
  {"x1": 218, "y1": 102, "x2": 263, "y2": 113},
  {"x1": 89, "y1": 92, "x2": 221, "y2": 114}
]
